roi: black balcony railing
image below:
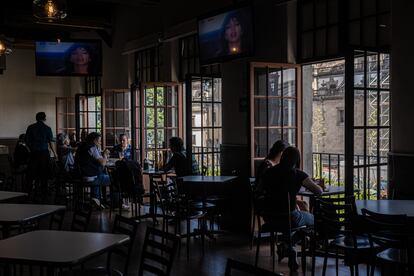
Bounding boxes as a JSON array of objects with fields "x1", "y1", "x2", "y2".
[
  {"x1": 312, "y1": 152, "x2": 388, "y2": 199},
  {"x1": 192, "y1": 146, "x2": 221, "y2": 176}
]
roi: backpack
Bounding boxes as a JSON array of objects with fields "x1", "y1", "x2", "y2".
[{"x1": 114, "y1": 159, "x2": 144, "y2": 195}]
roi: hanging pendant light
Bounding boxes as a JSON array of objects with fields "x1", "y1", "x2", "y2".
[
  {"x1": 0, "y1": 40, "x2": 12, "y2": 56},
  {"x1": 33, "y1": 0, "x2": 67, "y2": 22}
]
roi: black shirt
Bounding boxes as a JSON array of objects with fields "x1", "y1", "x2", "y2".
[
  {"x1": 164, "y1": 151, "x2": 189, "y2": 177},
  {"x1": 25, "y1": 121, "x2": 53, "y2": 152},
  {"x1": 262, "y1": 164, "x2": 308, "y2": 214}
]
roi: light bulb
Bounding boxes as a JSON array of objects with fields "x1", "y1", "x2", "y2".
[{"x1": 46, "y1": 0, "x2": 56, "y2": 18}]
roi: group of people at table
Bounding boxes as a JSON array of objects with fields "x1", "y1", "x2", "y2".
[{"x1": 12, "y1": 112, "x2": 193, "y2": 208}]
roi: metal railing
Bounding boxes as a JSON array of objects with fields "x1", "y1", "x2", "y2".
[
  {"x1": 192, "y1": 146, "x2": 221, "y2": 176},
  {"x1": 312, "y1": 152, "x2": 388, "y2": 199}
]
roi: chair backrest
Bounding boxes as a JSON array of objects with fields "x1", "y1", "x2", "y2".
[
  {"x1": 314, "y1": 196, "x2": 357, "y2": 238},
  {"x1": 138, "y1": 226, "x2": 180, "y2": 276},
  {"x1": 225, "y1": 258, "x2": 282, "y2": 276},
  {"x1": 70, "y1": 205, "x2": 92, "y2": 232},
  {"x1": 152, "y1": 175, "x2": 178, "y2": 215},
  {"x1": 107, "y1": 215, "x2": 139, "y2": 275},
  {"x1": 361, "y1": 208, "x2": 408, "y2": 249},
  {"x1": 49, "y1": 209, "x2": 65, "y2": 230}
]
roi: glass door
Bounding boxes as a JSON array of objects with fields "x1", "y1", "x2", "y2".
[
  {"x1": 185, "y1": 75, "x2": 222, "y2": 176},
  {"x1": 132, "y1": 82, "x2": 183, "y2": 165},
  {"x1": 75, "y1": 94, "x2": 102, "y2": 142},
  {"x1": 250, "y1": 63, "x2": 302, "y2": 176},
  {"x1": 56, "y1": 97, "x2": 76, "y2": 136},
  {"x1": 347, "y1": 51, "x2": 390, "y2": 199}
]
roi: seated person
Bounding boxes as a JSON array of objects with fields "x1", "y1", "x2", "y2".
[
  {"x1": 111, "y1": 133, "x2": 132, "y2": 160},
  {"x1": 56, "y1": 133, "x2": 75, "y2": 172},
  {"x1": 68, "y1": 132, "x2": 79, "y2": 148},
  {"x1": 256, "y1": 140, "x2": 289, "y2": 191},
  {"x1": 164, "y1": 136, "x2": 198, "y2": 177},
  {"x1": 261, "y1": 146, "x2": 322, "y2": 228},
  {"x1": 13, "y1": 134, "x2": 30, "y2": 171},
  {"x1": 75, "y1": 132, "x2": 111, "y2": 207}
]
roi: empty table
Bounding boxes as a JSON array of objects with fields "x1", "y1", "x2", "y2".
[
  {"x1": 0, "y1": 230, "x2": 129, "y2": 271},
  {"x1": 0, "y1": 191, "x2": 27, "y2": 202},
  {"x1": 0, "y1": 204, "x2": 65, "y2": 238},
  {"x1": 355, "y1": 200, "x2": 414, "y2": 218}
]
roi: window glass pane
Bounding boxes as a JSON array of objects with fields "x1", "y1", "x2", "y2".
[
  {"x1": 254, "y1": 98, "x2": 268, "y2": 127},
  {"x1": 156, "y1": 87, "x2": 165, "y2": 106},
  {"x1": 366, "y1": 129, "x2": 378, "y2": 164},
  {"x1": 268, "y1": 69, "x2": 281, "y2": 96},
  {"x1": 157, "y1": 108, "x2": 165, "y2": 128},
  {"x1": 354, "y1": 89, "x2": 364, "y2": 127},
  {"x1": 203, "y1": 103, "x2": 213, "y2": 127},
  {"x1": 146, "y1": 108, "x2": 155, "y2": 128},
  {"x1": 380, "y1": 54, "x2": 390, "y2": 89},
  {"x1": 367, "y1": 54, "x2": 378, "y2": 88},
  {"x1": 115, "y1": 93, "x2": 124, "y2": 109},
  {"x1": 268, "y1": 128, "x2": 282, "y2": 149},
  {"x1": 213, "y1": 78, "x2": 222, "y2": 102},
  {"x1": 157, "y1": 129, "x2": 165, "y2": 148},
  {"x1": 213, "y1": 128, "x2": 222, "y2": 149},
  {"x1": 380, "y1": 91, "x2": 390, "y2": 126},
  {"x1": 192, "y1": 103, "x2": 202, "y2": 127},
  {"x1": 283, "y1": 99, "x2": 296, "y2": 127},
  {"x1": 283, "y1": 128, "x2": 297, "y2": 146},
  {"x1": 379, "y1": 129, "x2": 390, "y2": 157},
  {"x1": 167, "y1": 86, "x2": 177, "y2": 106},
  {"x1": 283, "y1": 69, "x2": 296, "y2": 97},
  {"x1": 254, "y1": 129, "x2": 267, "y2": 158},
  {"x1": 268, "y1": 98, "x2": 281, "y2": 126},
  {"x1": 167, "y1": 107, "x2": 178, "y2": 128},
  {"x1": 105, "y1": 111, "x2": 113, "y2": 127},
  {"x1": 354, "y1": 55, "x2": 365, "y2": 87},
  {"x1": 146, "y1": 129, "x2": 155, "y2": 149},
  {"x1": 213, "y1": 104, "x2": 222, "y2": 127},
  {"x1": 354, "y1": 129, "x2": 364, "y2": 158},
  {"x1": 379, "y1": 165, "x2": 388, "y2": 199},
  {"x1": 367, "y1": 90, "x2": 378, "y2": 127},
  {"x1": 115, "y1": 111, "x2": 125, "y2": 127},
  {"x1": 192, "y1": 81, "x2": 202, "y2": 101},
  {"x1": 254, "y1": 68, "x2": 267, "y2": 96},
  {"x1": 202, "y1": 79, "x2": 213, "y2": 101},
  {"x1": 145, "y1": 88, "x2": 154, "y2": 106}
]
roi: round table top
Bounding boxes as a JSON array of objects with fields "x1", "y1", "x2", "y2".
[{"x1": 356, "y1": 200, "x2": 414, "y2": 217}]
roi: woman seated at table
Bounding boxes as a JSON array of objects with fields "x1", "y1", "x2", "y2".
[
  {"x1": 111, "y1": 133, "x2": 132, "y2": 160},
  {"x1": 261, "y1": 146, "x2": 322, "y2": 228},
  {"x1": 164, "y1": 136, "x2": 199, "y2": 177},
  {"x1": 56, "y1": 133, "x2": 75, "y2": 172},
  {"x1": 256, "y1": 140, "x2": 309, "y2": 212},
  {"x1": 256, "y1": 140, "x2": 289, "y2": 191}
]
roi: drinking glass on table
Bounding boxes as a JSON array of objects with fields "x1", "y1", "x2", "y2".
[{"x1": 118, "y1": 151, "x2": 124, "y2": 160}]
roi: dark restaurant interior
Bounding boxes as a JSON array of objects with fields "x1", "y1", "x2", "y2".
[{"x1": 0, "y1": 0, "x2": 413, "y2": 275}]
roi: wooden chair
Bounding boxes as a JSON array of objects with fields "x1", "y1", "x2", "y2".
[
  {"x1": 361, "y1": 208, "x2": 411, "y2": 276},
  {"x1": 312, "y1": 196, "x2": 372, "y2": 276},
  {"x1": 225, "y1": 258, "x2": 283, "y2": 276},
  {"x1": 152, "y1": 176, "x2": 206, "y2": 260},
  {"x1": 70, "y1": 205, "x2": 92, "y2": 232},
  {"x1": 49, "y1": 209, "x2": 65, "y2": 230},
  {"x1": 138, "y1": 226, "x2": 180, "y2": 276}
]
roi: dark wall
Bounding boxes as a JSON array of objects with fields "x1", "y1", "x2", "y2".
[{"x1": 389, "y1": 0, "x2": 414, "y2": 198}]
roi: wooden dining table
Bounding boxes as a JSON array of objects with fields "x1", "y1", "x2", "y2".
[
  {"x1": 0, "y1": 191, "x2": 27, "y2": 203},
  {"x1": 0, "y1": 230, "x2": 129, "y2": 274},
  {"x1": 355, "y1": 199, "x2": 414, "y2": 218},
  {"x1": 0, "y1": 204, "x2": 65, "y2": 238}
]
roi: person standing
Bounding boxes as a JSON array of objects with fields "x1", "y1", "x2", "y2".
[{"x1": 25, "y1": 112, "x2": 56, "y2": 200}]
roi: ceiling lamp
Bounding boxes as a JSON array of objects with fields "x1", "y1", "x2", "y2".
[
  {"x1": 33, "y1": 0, "x2": 67, "y2": 22},
  {"x1": 0, "y1": 40, "x2": 12, "y2": 56}
]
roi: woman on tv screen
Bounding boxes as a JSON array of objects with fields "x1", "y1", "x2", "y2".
[
  {"x1": 64, "y1": 44, "x2": 96, "y2": 75},
  {"x1": 218, "y1": 11, "x2": 246, "y2": 56}
]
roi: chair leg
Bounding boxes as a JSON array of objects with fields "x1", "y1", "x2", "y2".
[
  {"x1": 322, "y1": 240, "x2": 328, "y2": 276},
  {"x1": 270, "y1": 231, "x2": 275, "y2": 271},
  {"x1": 311, "y1": 236, "x2": 316, "y2": 276},
  {"x1": 255, "y1": 230, "x2": 262, "y2": 267},
  {"x1": 355, "y1": 264, "x2": 359, "y2": 276},
  {"x1": 301, "y1": 232, "x2": 307, "y2": 275},
  {"x1": 250, "y1": 212, "x2": 256, "y2": 249},
  {"x1": 350, "y1": 265, "x2": 354, "y2": 276},
  {"x1": 186, "y1": 219, "x2": 190, "y2": 261},
  {"x1": 335, "y1": 247, "x2": 339, "y2": 276}
]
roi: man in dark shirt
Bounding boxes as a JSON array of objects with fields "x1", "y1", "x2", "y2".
[
  {"x1": 164, "y1": 137, "x2": 189, "y2": 177},
  {"x1": 25, "y1": 112, "x2": 56, "y2": 199}
]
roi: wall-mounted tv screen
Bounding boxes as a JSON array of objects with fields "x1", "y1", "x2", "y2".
[
  {"x1": 35, "y1": 40, "x2": 102, "y2": 76},
  {"x1": 198, "y1": 6, "x2": 254, "y2": 65}
]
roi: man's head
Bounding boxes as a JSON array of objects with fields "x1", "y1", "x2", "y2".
[
  {"x1": 280, "y1": 146, "x2": 301, "y2": 169},
  {"x1": 35, "y1": 112, "x2": 46, "y2": 122},
  {"x1": 119, "y1": 133, "x2": 128, "y2": 147},
  {"x1": 86, "y1": 132, "x2": 101, "y2": 146}
]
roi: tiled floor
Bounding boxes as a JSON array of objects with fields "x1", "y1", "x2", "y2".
[{"x1": 35, "y1": 208, "x2": 376, "y2": 276}]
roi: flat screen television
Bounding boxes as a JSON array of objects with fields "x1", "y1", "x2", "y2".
[
  {"x1": 198, "y1": 5, "x2": 254, "y2": 65},
  {"x1": 35, "y1": 40, "x2": 102, "y2": 76}
]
